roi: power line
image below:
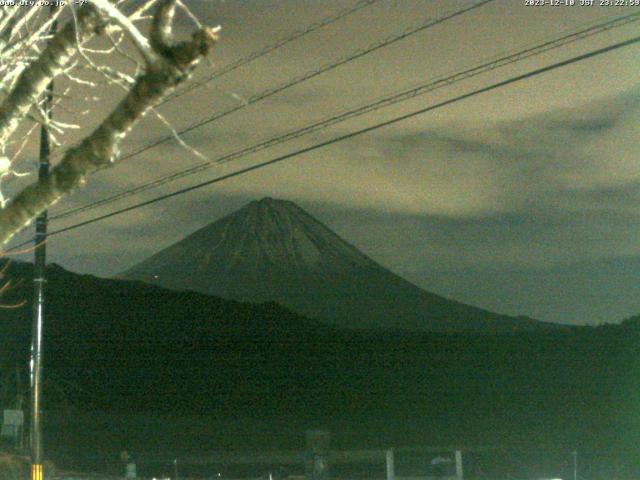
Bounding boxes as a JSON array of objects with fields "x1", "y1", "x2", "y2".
[
  {"x1": 44, "y1": 0, "x2": 383, "y2": 166},
  {"x1": 51, "y1": 11, "x2": 640, "y2": 221},
  {"x1": 100, "y1": 0, "x2": 496, "y2": 166},
  {"x1": 159, "y1": 0, "x2": 383, "y2": 107},
  {"x1": 9, "y1": 33, "x2": 637, "y2": 250}
]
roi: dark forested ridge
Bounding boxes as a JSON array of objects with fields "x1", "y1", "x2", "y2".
[{"x1": 1, "y1": 261, "x2": 638, "y2": 472}]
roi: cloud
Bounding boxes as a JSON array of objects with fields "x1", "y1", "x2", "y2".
[
  {"x1": 37, "y1": 83, "x2": 640, "y2": 280},
  {"x1": 99, "y1": 82, "x2": 632, "y2": 248},
  {"x1": 270, "y1": 86, "x2": 640, "y2": 273}
]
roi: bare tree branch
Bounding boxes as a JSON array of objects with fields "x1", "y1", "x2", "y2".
[
  {"x1": 0, "y1": 5, "x2": 106, "y2": 147},
  {"x1": 0, "y1": 0, "x2": 219, "y2": 246},
  {"x1": 90, "y1": 0, "x2": 160, "y2": 65},
  {"x1": 0, "y1": 258, "x2": 26, "y2": 308}
]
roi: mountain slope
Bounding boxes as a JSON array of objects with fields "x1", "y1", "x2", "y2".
[{"x1": 123, "y1": 197, "x2": 555, "y2": 331}]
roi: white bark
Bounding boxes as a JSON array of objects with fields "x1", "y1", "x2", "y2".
[
  {"x1": 0, "y1": 5, "x2": 106, "y2": 147},
  {"x1": 0, "y1": 0, "x2": 219, "y2": 246},
  {"x1": 90, "y1": 0, "x2": 160, "y2": 66}
]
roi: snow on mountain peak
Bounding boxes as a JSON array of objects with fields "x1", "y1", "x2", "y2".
[{"x1": 237, "y1": 197, "x2": 373, "y2": 270}]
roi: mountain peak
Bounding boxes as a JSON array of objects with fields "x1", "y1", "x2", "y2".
[
  {"x1": 124, "y1": 197, "x2": 375, "y2": 286},
  {"x1": 254, "y1": 196, "x2": 287, "y2": 205},
  {"x1": 123, "y1": 198, "x2": 555, "y2": 332},
  {"x1": 246, "y1": 196, "x2": 299, "y2": 214}
]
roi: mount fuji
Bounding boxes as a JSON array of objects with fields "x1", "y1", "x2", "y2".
[{"x1": 123, "y1": 197, "x2": 555, "y2": 331}]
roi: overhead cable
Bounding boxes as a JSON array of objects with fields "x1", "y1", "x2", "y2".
[
  {"x1": 51, "y1": 11, "x2": 640, "y2": 221},
  {"x1": 8, "y1": 33, "x2": 634, "y2": 252}
]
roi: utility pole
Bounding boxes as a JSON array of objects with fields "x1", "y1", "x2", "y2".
[
  {"x1": 571, "y1": 450, "x2": 578, "y2": 480},
  {"x1": 385, "y1": 449, "x2": 395, "y2": 480},
  {"x1": 30, "y1": 7, "x2": 56, "y2": 480}
]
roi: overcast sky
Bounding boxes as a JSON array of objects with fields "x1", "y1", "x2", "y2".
[{"x1": 6, "y1": 0, "x2": 640, "y2": 325}]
